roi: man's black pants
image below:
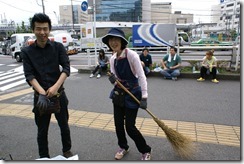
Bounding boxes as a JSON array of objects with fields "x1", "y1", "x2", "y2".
[{"x1": 34, "y1": 92, "x2": 71, "y2": 158}]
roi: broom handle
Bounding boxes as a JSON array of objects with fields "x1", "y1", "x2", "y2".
[{"x1": 108, "y1": 72, "x2": 157, "y2": 119}]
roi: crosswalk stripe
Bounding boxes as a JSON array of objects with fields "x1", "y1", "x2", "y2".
[
  {"x1": 0, "y1": 72, "x2": 23, "y2": 80},
  {"x1": 0, "y1": 75, "x2": 25, "y2": 85},
  {"x1": 0, "y1": 71, "x2": 13, "y2": 77},
  {"x1": 0, "y1": 79, "x2": 26, "y2": 91},
  {"x1": 7, "y1": 64, "x2": 21, "y2": 67},
  {"x1": 0, "y1": 66, "x2": 77, "y2": 92}
]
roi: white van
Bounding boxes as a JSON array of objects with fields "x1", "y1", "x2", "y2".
[{"x1": 10, "y1": 33, "x2": 34, "y2": 62}]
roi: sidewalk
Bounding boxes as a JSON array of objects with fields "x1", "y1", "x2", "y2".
[{"x1": 77, "y1": 66, "x2": 240, "y2": 81}]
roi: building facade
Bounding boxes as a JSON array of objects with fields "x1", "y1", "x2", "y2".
[
  {"x1": 59, "y1": 5, "x2": 88, "y2": 25},
  {"x1": 170, "y1": 11, "x2": 194, "y2": 24},
  {"x1": 219, "y1": 0, "x2": 240, "y2": 34},
  {"x1": 88, "y1": 0, "x2": 145, "y2": 22},
  {"x1": 151, "y1": 2, "x2": 172, "y2": 23}
]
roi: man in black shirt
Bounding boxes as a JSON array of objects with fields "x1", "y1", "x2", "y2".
[
  {"x1": 139, "y1": 48, "x2": 152, "y2": 76},
  {"x1": 22, "y1": 13, "x2": 73, "y2": 159}
]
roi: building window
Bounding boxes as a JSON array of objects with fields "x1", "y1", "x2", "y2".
[
  {"x1": 227, "y1": 3, "x2": 234, "y2": 7},
  {"x1": 226, "y1": 15, "x2": 232, "y2": 19}
]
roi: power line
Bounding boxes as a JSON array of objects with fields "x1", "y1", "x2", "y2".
[{"x1": 0, "y1": 0, "x2": 35, "y2": 13}]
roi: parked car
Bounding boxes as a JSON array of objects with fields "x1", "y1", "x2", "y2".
[{"x1": 190, "y1": 38, "x2": 233, "y2": 46}]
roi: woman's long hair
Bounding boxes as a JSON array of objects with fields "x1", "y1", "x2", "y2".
[{"x1": 98, "y1": 49, "x2": 105, "y2": 60}]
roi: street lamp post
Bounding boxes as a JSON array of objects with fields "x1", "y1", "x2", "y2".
[
  {"x1": 93, "y1": 0, "x2": 97, "y2": 64},
  {"x1": 71, "y1": 0, "x2": 74, "y2": 30},
  {"x1": 41, "y1": 0, "x2": 45, "y2": 14},
  {"x1": 53, "y1": 11, "x2": 59, "y2": 24}
]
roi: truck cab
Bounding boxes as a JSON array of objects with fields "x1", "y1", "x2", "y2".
[
  {"x1": 178, "y1": 31, "x2": 191, "y2": 46},
  {"x1": 10, "y1": 33, "x2": 35, "y2": 62}
]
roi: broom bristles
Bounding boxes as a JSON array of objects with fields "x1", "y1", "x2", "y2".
[{"x1": 154, "y1": 117, "x2": 196, "y2": 159}]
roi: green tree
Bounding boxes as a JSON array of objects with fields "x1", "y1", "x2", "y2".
[
  {"x1": 28, "y1": 17, "x2": 32, "y2": 32},
  {"x1": 230, "y1": 29, "x2": 237, "y2": 41},
  {"x1": 21, "y1": 21, "x2": 27, "y2": 33},
  {"x1": 16, "y1": 25, "x2": 21, "y2": 33}
]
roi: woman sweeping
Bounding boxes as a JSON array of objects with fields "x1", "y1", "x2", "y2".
[{"x1": 102, "y1": 28, "x2": 152, "y2": 160}]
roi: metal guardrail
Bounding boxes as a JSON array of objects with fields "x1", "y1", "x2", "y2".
[{"x1": 84, "y1": 45, "x2": 240, "y2": 70}]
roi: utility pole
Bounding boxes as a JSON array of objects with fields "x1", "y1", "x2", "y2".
[
  {"x1": 41, "y1": 0, "x2": 45, "y2": 14},
  {"x1": 93, "y1": 0, "x2": 97, "y2": 64},
  {"x1": 71, "y1": 0, "x2": 74, "y2": 30}
]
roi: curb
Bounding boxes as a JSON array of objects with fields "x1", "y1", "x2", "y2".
[{"x1": 78, "y1": 68, "x2": 240, "y2": 81}]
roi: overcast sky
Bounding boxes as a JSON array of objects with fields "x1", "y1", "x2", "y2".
[{"x1": 0, "y1": 0, "x2": 231, "y2": 25}]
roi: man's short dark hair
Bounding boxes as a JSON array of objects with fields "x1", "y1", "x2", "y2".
[
  {"x1": 170, "y1": 46, "x2": 177, "y2": 52},
  {"x1": 142, "y1": 47, "x2": 149, "y2": 52},
  {"x1": 31, "y1": 13, "x2": 52, "y2": 31}
]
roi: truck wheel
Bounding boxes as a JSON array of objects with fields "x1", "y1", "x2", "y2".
[
  {"x1": 180, "y1": 50, "x2": 185, "y2": 53},
  {"x1": 16, "y1": 54, "x2": 22, "y2": 62}
]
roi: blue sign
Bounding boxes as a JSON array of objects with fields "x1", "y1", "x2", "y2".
[{"x1": 81, "y1": 1, "x2": 88, "y2": 12}]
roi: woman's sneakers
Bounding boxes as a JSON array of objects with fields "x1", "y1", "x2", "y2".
[
  {"x1": 89, "y1": 73, "x2": 101, "y2": 79},
  {"x1": 141, "y1": 151, "x2": 152, "y2": 160},
  {"x1": 114, "y1": 147, "x2": 151, "y2": 160},
  {"x1": 115, "y1": 148, "x2": 129, "y2": 160},
  {"x1": 212, "y1": 79, "x2": 219, "y2": 83},
  {"x1": 197, "y1": 77, "x2": 205, "y2": 82},
  {"x1": 197, "y1": 77, "x2": 219, "y2": 83},
  {"x1": 89, "y1": 73, "x2": 94, "y2": 78},
  {"x1": 96, "y1": 74, "x2": 101, "y2": 79}
]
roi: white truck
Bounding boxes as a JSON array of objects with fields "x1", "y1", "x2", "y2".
[
  {"x1": 128, "y1": 23, "x2": 191, "y2": 52},
  {"x1": 12, "y1": 31, "x2": 78, "y2": 62},
  {"x1": 50, "y1": 31, "x2": 78, "y2": 55},
  {"x1": 10, "y1": 33, "x2": 35, "y2": 62}
]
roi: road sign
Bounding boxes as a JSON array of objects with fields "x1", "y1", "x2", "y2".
[{"x1": 81, "y1": 1, "x2": 88, "y2": 12}]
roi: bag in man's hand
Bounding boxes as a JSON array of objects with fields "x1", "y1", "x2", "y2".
[
  {"x1": 47, "y1": 96, "x2": 61, "y2": 114},
  {"x1": 38, "y1": 96, "x2": 61, "y2": 116}
]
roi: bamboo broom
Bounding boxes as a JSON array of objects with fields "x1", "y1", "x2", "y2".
[{"x1": 108, "y1": 72, "x2": 195, "y2": 159}]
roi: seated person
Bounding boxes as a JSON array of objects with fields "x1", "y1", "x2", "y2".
[
  {"x1": 160, "y1": 47, "x2": 181, "y2": 81},
  {"x1": 89, "y1": 49, "x2": 109, "y2": 79},
  {"x1": 197, "y1": 50, "x2": 219, "y2": 83},
  {"x1": 139, "y1": 47, "x2": 152, "y2": 76}
]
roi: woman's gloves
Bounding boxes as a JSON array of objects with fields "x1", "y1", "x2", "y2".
[
  {"x1": 140, "y1": 98, "x2": 147, "y2": 109},
  {"x1": 109, "y1": 73, "x2": 117, "y2": 84}
]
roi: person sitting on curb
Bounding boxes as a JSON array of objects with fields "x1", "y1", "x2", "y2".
[
  {"x1": 197, "y1": 50, "x2": 219, "y2": 83},
  {"x1": 89, "y1": 49, "x2": 109, "y2": 79},
  {"x1": 139, "y1": 47, "x2": 152, "y2": 76},
  {"x1": 160, "y1": 46, "x2": 181, "y2": 81}
]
